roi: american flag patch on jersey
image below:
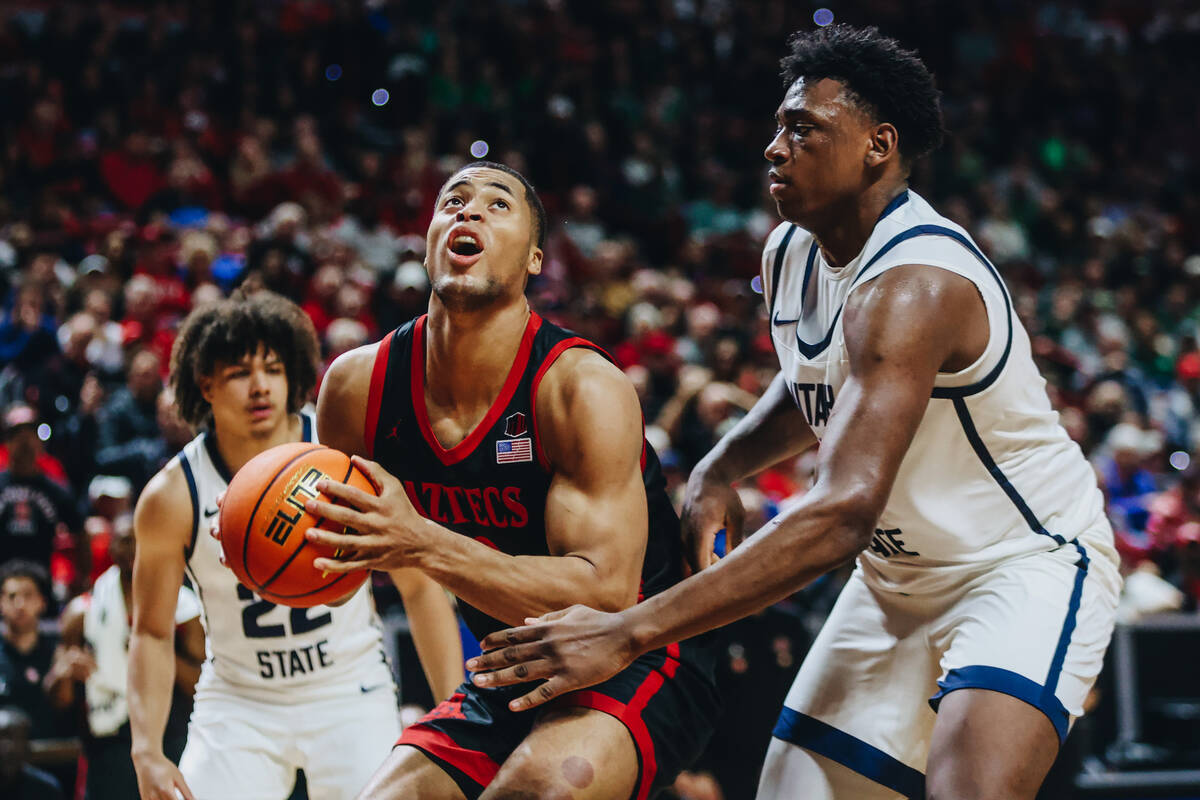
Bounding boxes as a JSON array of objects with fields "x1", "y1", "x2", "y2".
[{"x1": 496, "y1": 438, "x2": 533, "y2": 464}]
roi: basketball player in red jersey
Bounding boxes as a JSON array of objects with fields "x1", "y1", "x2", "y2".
[{"x1": 305, "y1": 161, "x2": 720, "y2": 800}]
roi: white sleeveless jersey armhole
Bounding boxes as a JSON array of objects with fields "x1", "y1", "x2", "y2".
[{"x1": 766, "y1": 191, "x2": 1114, "y2": 593}]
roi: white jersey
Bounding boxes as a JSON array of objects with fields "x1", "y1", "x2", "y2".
[
  {"x1": 176, "y1": 409, "x2": 390, "y2": 701},
  {"x1": 83, "y1": 566, "x2": 200, "y2": 736},
  {"x1": 763, "y1": 190, "x2": 1113, "y2": 594}
]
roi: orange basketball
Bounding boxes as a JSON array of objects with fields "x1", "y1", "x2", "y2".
[{"x1": 219, "y1": 442, "x2": 373, "y2": 608}]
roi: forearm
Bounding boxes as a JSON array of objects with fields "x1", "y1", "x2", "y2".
[
  {"x1": 697, "y1": 371, "x2": 814, "y2": 483},
  {"x1": 627, "y1": 497, "x2": 870, "y2": 653},
  {"x1": 128, "y1": 631, "x2": 177, "y2": 757},
  {"x1": 415, "y1": 522, "x2": 629, "y2": 627},
  {"x1": 43, "y1": 662, "x2": 77, "y2": 709},
  {"x1": 397, "y1": 575, "x2": 465, "y2": 700}
]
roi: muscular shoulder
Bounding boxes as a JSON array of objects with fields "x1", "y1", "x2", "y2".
[
  {"x1": 844, "y1": 264, "x2": 986, "y2": 371},
  {"x1": 134, "y1": 459, "x2": 193, "y2": 550},
  {"x1": 535, "y1": 348, "x2": 642, "y2": 473},
  {"x1": 317, "y1": 341, "x2": 382, "y2": 455}
]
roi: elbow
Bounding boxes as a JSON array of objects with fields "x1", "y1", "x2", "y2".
[{"x1": 820, "y1": 491, "x2": 883, "y2": 565}]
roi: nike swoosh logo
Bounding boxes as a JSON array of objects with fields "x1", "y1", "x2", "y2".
[
  {"x1": 203, "y1": 507, "x2": 219, "y2": 519},
  {"x1": 772, "y1": 311, "x2": 800, "y2": 326},
  {"x1": 360, "y1": 683, "x2": 390, "y2": 694}
]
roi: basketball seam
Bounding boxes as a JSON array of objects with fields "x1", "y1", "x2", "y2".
[
  {"x1": 258, "y1": 456, "x2": 361, "y2": 599},
  {"x1": 238, "y1": 443, "x2": 328, "y2": 590}
]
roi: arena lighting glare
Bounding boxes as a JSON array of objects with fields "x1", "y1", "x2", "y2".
[
  {"x1": 1169, "y1": 450, "x2": 1190, "y2": 471},
  {"x1": 470, "y1": 140, "x2": 490, "y2": 158},
  {"x1": 325, "y1": 64, "x2": 342, "y2": 81},
  {"x1": 371, "y1": 88, "x2": 390, "y2": 106},
  {"x1": 814, "y1": 8, "x2": 835, "y2": 26},
  {"x1": 36, "y1": 424, "x2": 50, "y2": 442}
]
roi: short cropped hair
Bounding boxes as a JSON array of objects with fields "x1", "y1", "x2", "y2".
[
  {"x1": 781, "y1": 24, "x2": 944, "y2": 162},
  {"x1": 0, "y1": 559, "x2": 50, "y2": 603},
  {"x1": 169, "y1": 290, "x2": 320, "y2": 427},
  {"x1": 442, "y1": 161, "x2": 547, "y2": 249}
]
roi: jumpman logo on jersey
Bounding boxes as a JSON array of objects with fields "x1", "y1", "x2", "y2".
[{"x1": 386, "y1": 422, "x2": 401, "y2": 440}]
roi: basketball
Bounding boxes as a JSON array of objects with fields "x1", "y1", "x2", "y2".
[{"x1": 219, "y1": 442, "x2": 373, "y2": 608}]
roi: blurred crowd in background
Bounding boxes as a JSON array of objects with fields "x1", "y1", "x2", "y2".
[{"x1": 1, "y1": 1, "x2": 1199, "y2": 798}]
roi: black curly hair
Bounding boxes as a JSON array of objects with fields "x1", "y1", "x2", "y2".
[
  {"x1": 781, "y1": 25, "x2": 945, "y2": 163},
  {"x1": 440, "y1": 161, "x2": 547, "y2": 249},
  {"x1": 169, "y1": 290, "x2": 320, "y2": 428}
]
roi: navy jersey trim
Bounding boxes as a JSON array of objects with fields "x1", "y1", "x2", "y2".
[
  {"x1": 179, "y1": 455, "x2": 200, "y2": 561},
  {"x1": 301, "y1": 412, "x2": 313, "y2": 442},
  {"x1": 929, "y1": 666, "x2": 1070, "y2": 743},
  {"x1": 768, "y1": 224, "x2": 798, "y2": 324},
  {"x1": 877, "y1": 189, "x2": 909, "y2": 221},
  {"x1": 201, "y1": 431, "x2": 234, "y2": 484},
  {"x1": 951, "y1": 397, "x2": 1064, "y2": 545},
  {"x1": 1045, "y1": 544, "x2": 1089, "y2": 699},
  {"x1": 772, "y1": 708, "x2": 924, "y2": 799}
]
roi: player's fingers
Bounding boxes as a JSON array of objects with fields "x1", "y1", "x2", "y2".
[
  {"x1": 349, "y1": 455, "x2": 388, "y2": 493},
  {"x1": 305, "y1": 497, "x2": 367, "y2": 529},
  {"x1": 214, "y1": 490, "x2": 226, "y2": 510},
  {"x1": 466, "y1": 640, "x2": 540, "y2": 673},
  {"x1": 726, "y1": 503, "x2": 746, "y2": 551},
  {"x1": 469, "y1": 658, "x2": 554, "y2": 688},
  {"x1": 304, "y1": 526, "x2": 366, "y2": 550},
  {"x1": 311, "y1": 555, "x2": 373, "y2": 573},
  {"x1": 683, "y1": 522, "x2": 720, "y2": 575},
  {"x1": 508, "y1": 677, "x2": 568, "y2": 711},
  {"x1": 477, "y1": 624, "x2": 545, "y2": 654},
  {"x1": 314, "y1": 478, "x2": 377, "y2": 510},
  {"x1": 175, "y1": 774, "x2": 198, "y2": 800},
  {"x1": 536, "y1": 607, "x2": 573, "y2": 623}
]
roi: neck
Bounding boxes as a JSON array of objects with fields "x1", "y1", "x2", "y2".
[
  {"x1": 424, "y1": 299, "x2": 531, "y2": 408},
  {"x1": 809, "y1": 182, "x2": 907, "y2": 268},
  {"x1": 213, "y1": 413, "x2": 304, "y2": 474},
  {"x1": 6, "y1": 626, "x2": 38, "y2": 654}
]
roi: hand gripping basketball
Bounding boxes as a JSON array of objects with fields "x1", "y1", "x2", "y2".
[{"x1": 218, "y1": 443, "x2": 375, "y2": 607}]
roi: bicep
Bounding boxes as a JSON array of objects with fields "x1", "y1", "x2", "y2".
[
  {"x1": 815, "y1": 271, "x2": 970, "y2": 515},
  {"x1": 541, "y1": 357, "x2": 648, "y2": 588},
  {"x1": 316, "y1": 345, "x2": 375, "y2": 456},
  {"x1": 131, "y1": 476, "x2": 191, "y2": 639}
]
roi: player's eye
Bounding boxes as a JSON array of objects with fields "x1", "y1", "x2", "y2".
[
  {"x1": 792, "y1": 124, "x2": 812, "y2": 137},
  {"x1": 493, "y1": 198, "x2": 509, "y2": 210},
  {"x1": 444, "y1": 196, "x2": 464, "y2": 207}
]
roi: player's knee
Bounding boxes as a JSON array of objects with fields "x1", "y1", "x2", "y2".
[
  {"x1": 481, "y1": 761, "x2": 574, "y2": 800},
  {"x1": 925, "y1": 767, "x2": 1034, "y2": 800}
]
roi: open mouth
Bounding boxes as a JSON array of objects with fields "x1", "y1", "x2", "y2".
[{"x1": 449, "y1": 234, "x2": 482, "y2": 256}]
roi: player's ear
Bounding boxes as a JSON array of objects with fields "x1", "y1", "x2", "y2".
[
  {"x1": 865, "y1": 123, "x2": 899, "y2": 168},
  {"x1": 527, "y1": 246, "x2": 543, "y2": 277},
  {"x1": 198, "y1": 375, "x2": 214, "y2": 404}
]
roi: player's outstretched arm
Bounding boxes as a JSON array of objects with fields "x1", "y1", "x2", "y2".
[
  {"x1": 389, "y1": 567, "x2": 464, "y2": 701},
  {"x1": 306, "y1": 349, "x2": 651, "y2": 625},
  {"x1": 681, "y1": 370, "x2": 817, "y2": 574},
  {"x1": 468, "y1": 265, "x2": 989, "y2": 709},
  {"x1": 128, "y1": 464, "x2": 197, "y2": 800}
]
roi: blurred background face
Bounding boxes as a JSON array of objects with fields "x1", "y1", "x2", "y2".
[
  {"x1": 128, "y1": 350, "x2": 163, "y2": 404},
  {"x1": 109, "y1": 516, "x2": 135, "y2": 577},
  {"x1": 0, "y1": 576, "x2": 45, "y2": 634},
  {"x1": 425, "y1": 167, "x2": 541, "y2": 312}
]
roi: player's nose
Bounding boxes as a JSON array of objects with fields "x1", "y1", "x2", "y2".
[
  {"x1": 764, "y1": 130, "x2": 788, "y2": 164},
  {"x1": 455, "y1": 209, "x2": 483, "y2": 222}
]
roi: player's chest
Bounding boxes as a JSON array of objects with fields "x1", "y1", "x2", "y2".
[{"x1": 770, "y1": 325, "x2": 849, "y2": 438}]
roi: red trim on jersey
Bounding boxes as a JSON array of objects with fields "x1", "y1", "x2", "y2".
[
  {"x1": 529, "y1": 337, "x2": 615, "y2": 470},
  {"x1": 363, "y1": 331, "x2": 394, "y2": 458},
  {"x1": 397, "y1": 724, "x2": 501, "y2": 788},
  {"x1": 411, "y1": 313, "x2": 543, "y2": 466},
  {"x1": 558, "y1": 646, "x2": 680, "y2": 800}
]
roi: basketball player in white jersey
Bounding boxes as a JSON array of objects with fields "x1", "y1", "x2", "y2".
[
  {"x1": 466, "y1": 25, "x2": 1122, "y2": 799},
  {"x1": 128, "y1": 291, "x2": 464, "y2": 800}
]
